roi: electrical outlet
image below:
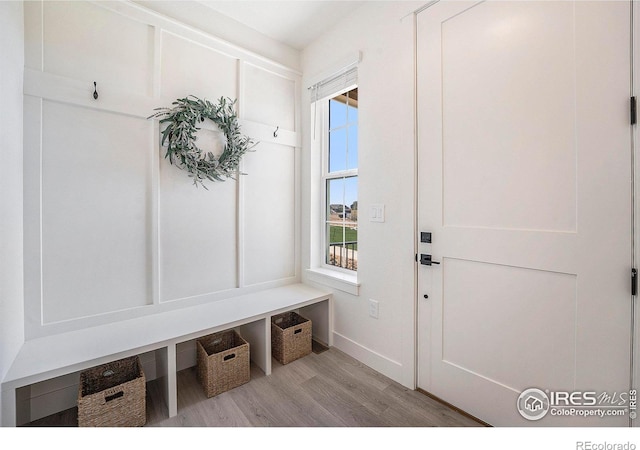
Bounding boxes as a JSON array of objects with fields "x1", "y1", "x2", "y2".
[{"x1": 369, "y1": 299, "x2": 379, "y2": 319}]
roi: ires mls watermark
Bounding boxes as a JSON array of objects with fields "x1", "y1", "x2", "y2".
[{"x1": 516, "y1": 387, "x2": 637, "y2": 421}]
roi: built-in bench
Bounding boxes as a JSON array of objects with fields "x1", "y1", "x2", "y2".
[{"x1": 1, "y1": 283, "x2": 332, "y2": 426}]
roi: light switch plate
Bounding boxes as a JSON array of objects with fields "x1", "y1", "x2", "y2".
[{"x1": 370, "y1": 204, "x2": 385, "y2": 222}]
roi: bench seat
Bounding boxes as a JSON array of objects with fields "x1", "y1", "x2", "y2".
[{"x1": 1, "y1": 283, "x2": 333, "y2": 426}]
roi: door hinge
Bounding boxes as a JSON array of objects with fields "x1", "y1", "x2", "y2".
[
  {"x1": 631, "y1": 97, "x2": 637, "y2": 125},
  {"x1": 633, "y1": 268, "x2": 638, "y2": 296}
]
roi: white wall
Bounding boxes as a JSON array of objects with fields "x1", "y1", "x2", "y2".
[
  {"x1": 301, "y1": 1, "x2": 422, "y2": 388},
  {"x1": 0, "y1": 0, "x2": 25, "y2": 426}
]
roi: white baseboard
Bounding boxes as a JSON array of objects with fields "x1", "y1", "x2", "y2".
[{"x1": 331, "y1": 331, "x2": 404, "y2": 384}]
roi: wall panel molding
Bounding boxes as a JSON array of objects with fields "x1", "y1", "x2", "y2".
[
  {"x1": 24, "y1": 69, "x2": 155, "y2": 118},
  {"x1": 23, "y1": 0, "x2": 302, "y2": 340}
]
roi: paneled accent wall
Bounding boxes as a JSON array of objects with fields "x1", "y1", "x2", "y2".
[{"x1": 23, "y1": 1, "x2": 301, "y2": 339}]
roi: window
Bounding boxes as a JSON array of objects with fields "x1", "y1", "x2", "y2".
[
  {"x1": 323, "y1": 88, "x2": 358, "y2": 271},
  {"x1": 308, "y1": 63, "x2": 360, "y2": 292}
]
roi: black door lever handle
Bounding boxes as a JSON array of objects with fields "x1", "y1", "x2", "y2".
[{"x1": 420, "y1": 254, "x2": 440, "y2": 266}]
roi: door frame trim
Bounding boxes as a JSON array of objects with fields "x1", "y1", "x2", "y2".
[
  {"x1": 411, "y1": 0, "x2": 441, "y2": 393},
  {"x1": 632, "y1": 0, "x2": 638, "y2": 429}
]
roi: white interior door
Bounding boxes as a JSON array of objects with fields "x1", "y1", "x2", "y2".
[{"x1": 417, "y1": 1, "x2": 633, "y2": 426}]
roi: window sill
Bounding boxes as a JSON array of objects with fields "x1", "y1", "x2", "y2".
[{"x1": 305, "y1": 268, "x2": 360, "y2": 296}]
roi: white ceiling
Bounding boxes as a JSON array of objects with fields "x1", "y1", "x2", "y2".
[{"x1": 198, "y1": 1, "x2": 365, "y2": 50}]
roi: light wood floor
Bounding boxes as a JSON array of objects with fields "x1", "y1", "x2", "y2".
[{"x1": 27, "y1": 347, "x2": 482, "y2": 427}]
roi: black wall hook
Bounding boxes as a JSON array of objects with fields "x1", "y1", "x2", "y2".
[
  {"x1": 93, "y1": 82, "x2": 98, "y2": 100},
  {"x1": 273, "y1": 126, "x2": 279, "y2": 138}
]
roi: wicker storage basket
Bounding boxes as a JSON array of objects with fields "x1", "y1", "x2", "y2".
[
  {"x1": 77, "y1": 355, "x2": 146, "y2": 427},
  {"x1": 271, "y1": 311, "x2": 312, "y2": 365},
  {"x1": 196, "y1": 329, "x2": 250, "y2": 398}
]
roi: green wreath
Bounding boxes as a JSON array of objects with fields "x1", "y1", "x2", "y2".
[{"x1": 148, "y1": 96, "x2": 256, "y2": 188}]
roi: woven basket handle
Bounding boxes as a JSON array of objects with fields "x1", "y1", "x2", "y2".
[
  {"x1": 223, "y1": 353, "x2": 236, "y2": 362},
  {"x1": 103, "y1": 387, "x2": 125, "y2": 404},
  {"x1": 294, "y1": 328, "x2": 302, "y2": 334},
  {"x1": 105, "y1": 391, "x2": 124, "y2": 402}
]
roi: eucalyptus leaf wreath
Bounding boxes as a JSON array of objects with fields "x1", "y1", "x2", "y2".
[{"x1": 148, "y1": 96, "x2": 256, "y2": 188}]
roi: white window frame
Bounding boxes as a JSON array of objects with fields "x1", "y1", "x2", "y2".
[
  {"x1": 320, "y1": 88, "x2": 358, "y2": 274},
  {"x1": 305, "y1": 64, "x2": 360, "y2": 295}
]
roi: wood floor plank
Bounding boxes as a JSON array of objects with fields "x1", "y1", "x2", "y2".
[
  {"x1": 301, "y1": 351, "x2": 392, "y2": 416},
  {"x1": 258, "y1": 363, "x2": 345, "y2": 426},
  {"x1": 270, "y1": 356, "x2": 317, "y2": 385},
  {"x1": 225, "y1": 372, "x2": 291, "y2": 426},
  {"x1": 233, "y1": 362, "x2": 344, "y2": 427},
  {"x1": 145, "y1": 376, "x2": 169, "y2": 423},
  {"x1": 25, "y1": 407, "x2": 78, "y2": 427},
  {"x1": 162, "y1": 368, "x2": 253, "y2": 427},
  {"x1": 320, "y1": 348, "x2": 392, "y2": 391},
  {"x1": 299, "y1": 374, "x2": 388, "y2": 427},
  {"x1": 381, "y1": 383, "x2": 480, "y2": 427}
]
